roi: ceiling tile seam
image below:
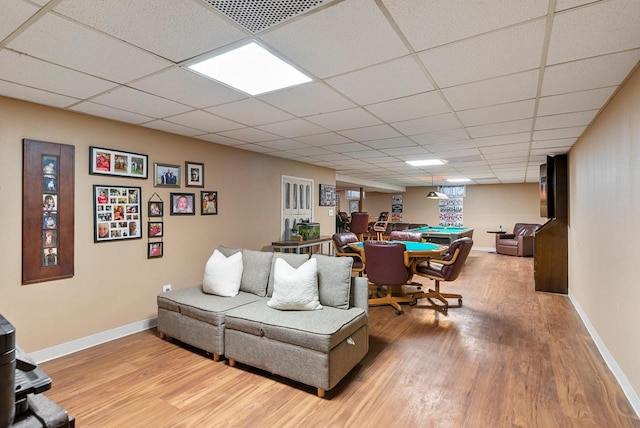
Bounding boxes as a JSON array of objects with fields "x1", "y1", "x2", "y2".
[
  {"x1": 0, "y1": 0, "x2": 59, "y2": 48},
  {"x1": 528, "y1": 0, "x2": 558, "y2": 180}
]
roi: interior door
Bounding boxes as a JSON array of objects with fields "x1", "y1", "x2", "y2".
[{"x1": 281, "y1": 175, "x2": 313, "y2": 240}]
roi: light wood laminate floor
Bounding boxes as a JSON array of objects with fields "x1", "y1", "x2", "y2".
[{"x1": 40, "y1": 251, "x2": 640, "y2": 427}]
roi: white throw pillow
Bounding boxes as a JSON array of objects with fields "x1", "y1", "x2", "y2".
[
  {"x1": 267, "y1": 258, "x2": 322, "y2": 311},
  {"x1": 202, "y1": 249, "x2": 243, "y2": 297}
]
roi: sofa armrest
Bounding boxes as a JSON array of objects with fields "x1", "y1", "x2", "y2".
[{"x1": 351, "y1": 276, "x2": 369, "y2": 316}]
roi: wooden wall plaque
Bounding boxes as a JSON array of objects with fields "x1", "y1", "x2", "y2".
[{"x1": 22, "y1": 139, "x2": 75, "y2": 284}]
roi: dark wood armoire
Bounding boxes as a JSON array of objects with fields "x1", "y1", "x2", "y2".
[{"x1": 534, "y1": 154, "x2": 568, "y2": 294}]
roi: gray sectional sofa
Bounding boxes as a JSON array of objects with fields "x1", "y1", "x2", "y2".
[{"x1": 157, "y1": 247, "x2": 369, "y2": 397}]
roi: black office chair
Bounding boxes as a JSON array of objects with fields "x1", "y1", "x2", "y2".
[
  {"x1": 411, "y1": 237, "x2": 473, "y2": 311},
  {"x1": 364, "y1": 240, "x2": 414, "y2": 315}
]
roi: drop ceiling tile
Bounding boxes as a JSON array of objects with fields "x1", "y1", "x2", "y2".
[
  {"x1": 293, "y1": 133, "x2": 353, "y2": 146},
  {"x1": 1, "y1": 0, "x2": 38, "y2": 40},
  {"x1": 70, "y1": 102, "x2": 153, "y2": 124},
  {"x1": 197, "y1": 134, "x2": 245, "y2": 146},
  {"x1": 164, "y1": 110, "x2": 244, "y2": 133},
  {"x1": 338, "y1": 125, "x2": 401, "y2": 142},
  {"x1": 380, "y1": 146, "x2": 431, "y2": 156},
  {"x1": 306, "y1": 108, "x2": 382, "y2": 131},
  {"x1": 207, "y1": 99, "x2": 294, "y2": 126},
  {"x1": 286, "y1": 147, "x2": 333, "y2": 156},
  {"x1": 541, "y1": 50, "x2": 640, "y2": 96},
  {"x1": 392, "y1": 113, "x2": 461, "y2": 136},
  {"x1": 474, "y1": 132, "x2": 531, "y2": 147},
  {"x1": 442, "y1": 70, "x2": 539, "y2": 111},
  {"x1": 324, "y1": 142, "x2": 372, "y2": 153},
  {"x1": 410, "y1": 129, "x2": 470, "y2": 145},
  {"x1": 0, "y1": 50, "x2": 117, "y2": 99},
  {"x1": 481, "y1": 142, "x2": 531, "y2": 154},
  {"x1": 259, "y1": 82, "x2": 355, "y2": 117},
  {"x1": 346, "y1": 150, "x2": 389, "y2": 159},
  {"x1": 535, "y1": 110, "x2": 599, "y2": 130},
  {"x1": 257, "y1": 139, "x2": 310, "y2": 151},
  {"x1": 8, "y1": 13, "x2": 170, "y2": 83},
  {"x1": 326, "y1": 56, "x2": 434, "y2": 105},
  {"x1": 457, "y1": 100, "x2": 535, "y2": 127},
  {"x1": 467, "y1": 119, "x2": 533, "y2": 138},
  {"x1": 91, "y1": 87, "x2": 191, "y2": 118},
  {"x1": 142, "y1": 120, "x2": 204, "y2": 137},
  {"x1": 363, "y1": 137, "x2": 417, "y2": 150},
  {"x1": 383, "y1": 0, "x2": 547, "y2": 51},
  {"x1": 311, "y1": 153, "x2": 353, "y2": 162},
  {"x1": 418, "y1": 19, "x2": 546, "y2": 88},
  {"x1": 236, "y1": 144, "x2": 277, "y2": 153},
  {"x1": 366, "y1": 91, "x2": 450, "y2": 123},
  {"x1": 537, "y1": 87, "x2": 616, "y2": 116},
  {"x1": 217, "y1": 127, "x2": 280, "y2": 143},
  {"x1": 436, "y1": 148, "x2": 483, "y2": 159},
  {"x1": 132, "y1": 68, "x2": 247, "y2": 109},
  {"x1": 555, "y1": 0, "x2": 599, "y2": 11},
  {"x1": 423, "y1": 140, "x2": 477, "y2": 152},
  {"x1": 530, "y1": 147, "x2": 570, "y2": 156},
  {"x1": 547, "y1": 0, "x2": 640, "y2": 65},
  {"x1": 54, "y1": 0, "x2": 247, "y2": 62},
  {"x1": 260, "y1": 0, "x2": 409, "y2": 78},
  {"x1": 533, "y1": 126, "x2": 586, "y2": 140},
  {"x1": 257, "y1": 118, "x2": 327, "y2": 138},
  {"x1": 531, "y1": 138, "x2": 576, "y2": 149},
  {"x1": 0, "y1": 80, "x2": 78, "y2": 108}
]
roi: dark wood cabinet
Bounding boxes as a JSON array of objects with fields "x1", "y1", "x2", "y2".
[{"x1": 534, "y1": 154, "x2": 568, "y2": 294}]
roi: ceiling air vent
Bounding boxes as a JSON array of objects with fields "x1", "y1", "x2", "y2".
[{"x1": 202, "y1": 0, "x2": 327, "y2": 34}]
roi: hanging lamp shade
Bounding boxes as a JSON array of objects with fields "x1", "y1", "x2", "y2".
[{"x1": 426, "y1": 191, "x2": 439, "y2": 199}]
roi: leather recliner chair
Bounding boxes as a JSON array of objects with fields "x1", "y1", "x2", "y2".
[{"x1": 495, "y1": 223, "x2": 541, "y2": 257}]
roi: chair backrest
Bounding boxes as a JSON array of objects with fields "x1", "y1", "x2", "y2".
[
  {"x1": 349, "y1": 212, "x2": 370, "y2": 234},
  {"x1": 389, "y1": 230, "x2": 423, "y2": 242},
  {"x1": 364, "y1": 241, "x2": 410, "y2": 286},
  {"x1": 438, "y1": 237, "x2": 473, "y2": 281},
  {"x1": 332, "y1": 232, "x2": 359, "y2": 253},
  {"x1": 376, "y1": 211, "x2": 389, "y2": 222},
  {"x1": 337, "y1": 211, "x2": 350, "y2": 222},
  {"x1": 513, "y1": 223, "x2": 541, "y2": 236}
]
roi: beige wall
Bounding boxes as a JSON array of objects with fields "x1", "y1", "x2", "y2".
[
  {"x1": 0, "y1": 96, "x2": 335, "y2": 352},
  {"x1": 339, "y1": 184, "x2": 545, "y2": 248},
  {"x1": 568, "y1": 66, "x2": 640, "y2": 396}
]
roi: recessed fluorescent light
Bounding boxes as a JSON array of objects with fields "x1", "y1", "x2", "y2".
[
  {"x1": 405, "y1": 159, "x2": 445, "y2": 167},
  {"x1": 447, "y1": 178, "x2": 471, "y2": 183},
  {"x1": 188, "y1": 42, "x2": 312, "y2": 96}
]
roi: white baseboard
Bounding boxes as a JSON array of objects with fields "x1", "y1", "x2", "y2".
[
  {"x1": 569, "y1": 291, "x2": 640, "y2": 417},
  {"x1": 30, "y1": 317, "x2": 157, "y2": 364}
]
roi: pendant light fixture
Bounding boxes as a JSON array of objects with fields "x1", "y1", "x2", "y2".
[{"x1": 426, "y1": 177, "x2": 448, "y2": 199}]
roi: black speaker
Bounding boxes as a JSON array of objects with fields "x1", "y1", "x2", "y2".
[{"x1": 0, "y1": 314, "x2": 16, "y2": 427}]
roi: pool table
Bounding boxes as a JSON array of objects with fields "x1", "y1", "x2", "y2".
[{"x1": 407, "y1": 225, "x2": 474, "y2": 245}]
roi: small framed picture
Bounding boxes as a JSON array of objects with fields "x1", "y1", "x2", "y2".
[
  {"x1": 148, "y1": 221, "x2": 163, "y2": 237},
  {"x1": 319, "y1": 184, "x2": 336, "y2": 206},
  {"x1": 148, "y1": 242, "x2": 163, "y2": 259},
  {"x1": 185, "y1": 161, "x2": 204, "y2": 188},
  {"x1": 170, "y1": 193, "x2": 195, "y2": 215},
  {"x1": 201, "y1": 191, "x2": 218, "y2": 215},
  {"x1": 154, "y1": 163, "x2": 180, "y2": 188},
  {"x1": 148, "y1": 201, "x2": 163, "y2": 217}
]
